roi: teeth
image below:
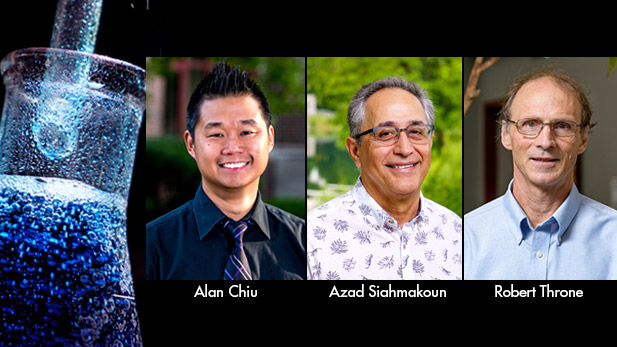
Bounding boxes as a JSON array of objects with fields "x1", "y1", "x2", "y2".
[
  {"x1": 393, "y1": 164, "x2": 415, "y2": 168},
  {"x1": 222, "y1": 162, "x2": 247, "y2": 169}
]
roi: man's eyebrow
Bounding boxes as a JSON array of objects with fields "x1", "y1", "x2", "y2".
[
  {"x1": 240, "y1": 119, "x2": 258, "y2": 126},
  {"x1": 204, "y1": 122, "x2": 223, "y2": 129},
  {"x1": 376, "y1": 120, "x2": 397, "y2": 127},
  {"x1": 204, "y1": 119, "x2": 258, "y2": 129},
  {"x1": 376, "y1": 120, "x2": 425, "y2": 127}
]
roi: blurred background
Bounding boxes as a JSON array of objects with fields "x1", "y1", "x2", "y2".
[
  {"x1": 145, "y1": 57, "x2": 306, "y2": 222},
  {"x1": 307, "y1": 57, "x2": 463, "y2": 217},
  {"x1": 464, "y1": 57, "x2": 617, "y2": 214}
]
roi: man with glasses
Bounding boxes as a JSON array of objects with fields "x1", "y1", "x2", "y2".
[
  {"x1": 464, "y1": 67, "x2": 617, "y2": 280},
  {"x1": 307, "y1": 77, "x2": 462, "y2": 280}
]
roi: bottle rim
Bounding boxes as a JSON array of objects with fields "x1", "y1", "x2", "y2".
[{"x1": 0, "y1": 47, "x2": 144, "y2": 80}]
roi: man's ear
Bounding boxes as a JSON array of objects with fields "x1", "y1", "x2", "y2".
[
  {"x1": 501, "y1": 122, "x2": 512, "y2": 150},
  {"x1": 184, "y1": 130, "x2": 196, "y2": 159},
  {"x1": 577, "y1": 126, "x2": 589, "y2": 155},
  {"x1": 346, "y1": 136, "x2": 362, "y2": 169},
  {"x1": 268, "y1": 125, "x2": 275, "y2": 153}
]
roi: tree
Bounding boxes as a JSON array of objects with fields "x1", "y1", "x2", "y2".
[{"x1": 463, "y1": 57, "x2": 500, "y2": 117}]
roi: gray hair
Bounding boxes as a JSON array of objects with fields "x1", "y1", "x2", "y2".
[{"x1": 347, "y1": 76, "x2": 435, "y2": 145}]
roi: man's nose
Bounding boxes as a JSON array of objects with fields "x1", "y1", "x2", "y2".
[
  {"x1": 393, "y1": 130, "x2": 415, "y2": 156},
  {"x1": 221, "y1": 134, "x2": 244, "y2": 155},
  {"x1": 535, "y1": 123, "x2": 557, "y2": 149}
]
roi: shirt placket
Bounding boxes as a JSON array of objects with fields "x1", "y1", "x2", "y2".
[{"x1": 528, "y1": 218, "x2": 557, "y2": 280}]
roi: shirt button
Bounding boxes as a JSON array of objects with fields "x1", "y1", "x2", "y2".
[
  {"x1": 388, "y1": 219, "x2": 394, "y2": 224},
  {"x1": 536, "y1": 250, "x2": 543, "y2": 259},
  {"x1": 403, "y1": 244, "x2": 407, "y2": 249}
]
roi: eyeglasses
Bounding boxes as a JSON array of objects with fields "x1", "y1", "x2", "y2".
[
  {"x1": 507, "y1": 118, "x2": 585, "y2": 137},
  {"x1": 354, "y1": 124, "x2": 434, "y2": 144}
]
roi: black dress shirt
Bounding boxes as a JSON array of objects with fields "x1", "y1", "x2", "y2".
[{"x1": 146, "y1": 186, "x2": 306, "y2": 280}]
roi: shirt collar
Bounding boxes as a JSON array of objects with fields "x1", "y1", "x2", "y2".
[
  {"x1": 350, "y1": 176, "x2": 426, "y2": 228},
  {"x1": 503, "y1": 179, "x2": 581, "y2": 245},
  {"x1": 192, "y1": 185, "x2": 270, "y2": 240}
]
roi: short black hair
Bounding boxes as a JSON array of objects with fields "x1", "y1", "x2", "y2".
[{"x1": 186, "y1": 62, "x2": 271, "y2": 138}]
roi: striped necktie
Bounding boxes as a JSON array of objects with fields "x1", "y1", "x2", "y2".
[{"x1": 222, "y1": 219, "x2": 252, "y2": 280}]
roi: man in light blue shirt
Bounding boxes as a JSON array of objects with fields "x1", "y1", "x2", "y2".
[{"x1": 464, "y1": 67, "x2": 617, "y2": 280}]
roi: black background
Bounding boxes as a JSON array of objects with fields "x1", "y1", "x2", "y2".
[{"x1": 1, "y1": 2, "x2": 614, "y2": 344}]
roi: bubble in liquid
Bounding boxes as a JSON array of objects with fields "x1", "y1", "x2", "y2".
[
  {"x1": 33, "y1": 119, "x2": 77, "y2": 159},
  {"x1": 31, "y1": 86, "x2": 84, "y2": 160},
  {"x1": 0, "y1": 174, "x2": 142, "y2": 346}
]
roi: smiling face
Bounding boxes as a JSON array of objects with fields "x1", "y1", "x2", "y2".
[
  {"x1": 347, "y1": 88, "x2": 433, "y2": 204},
  {"x1": 185, "y1": 95, "x2": 274, "y2": 195},
  {"x1": 501, "y1": 76, "x2": 588, "y2": 191}
]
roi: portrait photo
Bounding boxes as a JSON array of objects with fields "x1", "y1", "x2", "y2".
[
  {"x1": 145, "y1": 57, "x2": 306, "y2": 280},
  {"x1": 463, "y1": 57, "x2": 617, "y2": 280},
  {"x1": 307, "y1": 57, "x2": 463, "y2": 280}
]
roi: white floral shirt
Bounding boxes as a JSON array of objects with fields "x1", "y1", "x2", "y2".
[{"x1": 307, "y1": 178, "x2": 462, "y2": 280}]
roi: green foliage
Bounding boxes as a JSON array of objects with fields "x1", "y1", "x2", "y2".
[
  {"x1": 215, "y1": 57, "x2": 306, "y2": 116},
  {"x1": 422, "y1": 135, "x2": 463, "y2": 217},
  {"x1": 145, "y1": 136, "x2": 201, "y2": 223},
  {"x1": 307, "y1": 140, "x2": 359, "y2": 189},
  {"x1": 307, "y1": 57, "x2": 463, "y2": 216},
  {"x1": 308, "y1": 57, "x2": 462, "y2": 150},
  {"x1": 264, "y1": 198, "x2": 306, "y2": 220},
  {"x1": 309, "y1": 114, "x2": 339, "y2": 138}
]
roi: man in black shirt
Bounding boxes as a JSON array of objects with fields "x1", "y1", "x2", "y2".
[{"x1": 146, "y1": 62, "x2": 305, "y2": 280}]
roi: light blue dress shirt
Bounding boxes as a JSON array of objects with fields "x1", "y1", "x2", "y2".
[{"x1": 464, "y1": 180, "x2": 617, "y2": 280}]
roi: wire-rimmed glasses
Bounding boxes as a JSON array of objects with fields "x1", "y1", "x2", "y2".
[{"x1": 507, "y1": 118, "x2": 584, "y2": 137}]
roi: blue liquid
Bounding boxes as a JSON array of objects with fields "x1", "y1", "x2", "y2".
[{"x1": 0, "y1": 175, "x2": 142, "y2": 346}]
